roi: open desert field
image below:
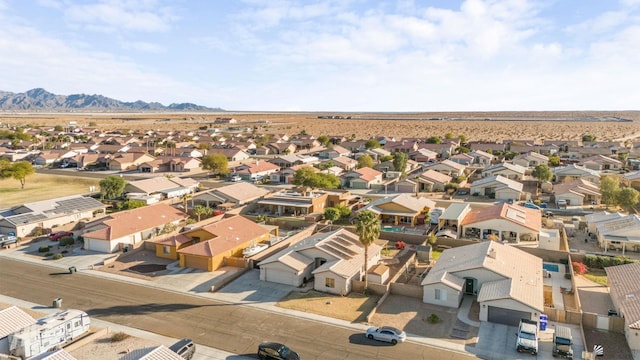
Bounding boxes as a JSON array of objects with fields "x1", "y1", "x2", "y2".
[{"x1": 2, "y1": 111, "x2": 640, "y2": 142}]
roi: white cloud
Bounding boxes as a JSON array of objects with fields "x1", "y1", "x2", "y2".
[
  {"x1": 120, "y1": 41, "x2": 166, "y2": 53},
  {"x1": 63, "y1": 0, "x2": 179, "y2": 33}
]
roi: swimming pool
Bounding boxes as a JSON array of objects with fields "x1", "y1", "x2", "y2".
[{"x1": 543, "y1": 263, "x2": 559, "y2": 272}]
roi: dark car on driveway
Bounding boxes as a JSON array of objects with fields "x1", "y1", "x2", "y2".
[
  {"x1": 49, "y1": 231, "x2": 74, "y2": 241},
  {"x1": 257, "y1": 342, "x2": 299, "y2": 360}
]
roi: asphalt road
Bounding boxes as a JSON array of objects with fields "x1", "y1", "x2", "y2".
[{"x1": 0, "y1": 257, "x2": 479, "y2": 360}]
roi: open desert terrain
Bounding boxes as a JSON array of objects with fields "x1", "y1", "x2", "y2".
[{"x1": 1, "y1": 111, "x2": 640, "y2": 142}]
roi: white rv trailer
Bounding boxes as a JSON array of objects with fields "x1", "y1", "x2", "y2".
[{"x1": 8, "y1": 309, "x2": 90, "y2": 359}]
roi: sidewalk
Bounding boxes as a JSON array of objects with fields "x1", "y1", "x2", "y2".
[{"x1": 0, "y1": 242, "x2": 476, "y2": 357}]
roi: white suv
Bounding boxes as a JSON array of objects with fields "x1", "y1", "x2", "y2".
[{"x1": 230, "y1": 175, "x2": 242, "y2": 182}]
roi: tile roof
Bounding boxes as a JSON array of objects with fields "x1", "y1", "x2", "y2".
[
  {"x1": 0, "y1": 305, "x2": 36, "y2": 338},
  {"x1": 31, "y1": 349, "x2": 78, "y2": 360},
  {"x1": 470, "y1": 175, "x2": 524, "y2": 192},
  {"x1": 208, "y1": 182, "x2": 270, "y2": 204},
  {"x1": 126, "y1": 176, "x2": 198, "y2": 194},
  {"x1": 83, "y1": 204, "x2": 187, "y2": 240},
  {"x1": 354, "y1": 167, "x2": 382, "y2": 182},
  {"x1": 553, "y1": 179, "x2": 601, "y2": 197},
  {"x1": 460, "y1": 203, "x2": 541, "y2": 232},
  {"x1": 419, "y1": 169, "x2": 453, "y2": 184},
  {"x1": 362, "y1": 193, "x2": 437, "y2": 215},
  {"x1": 440, "y1": 203, "x2": 472, "y2": 221},
  {"x1": 605, "y1": 262, "x2": 640, "y2": 329},
  {"x1": 177, "y1": 216, "x2": 270, "y2": 256},
  {"x1": 155, "y1": 233, "x2": 192, "y2": 246}
]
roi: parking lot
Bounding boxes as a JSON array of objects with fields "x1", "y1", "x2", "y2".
[{"x1": 473, "y1": 321, "x2": 584, "y2": 360}]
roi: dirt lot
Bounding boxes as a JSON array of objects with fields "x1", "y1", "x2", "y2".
[
  {"x1": 96, "y1": 249, "x2": 175, "y2": 281},
  {"x1": 277, "y1": 290, "x2": 380, "y2": 323}
]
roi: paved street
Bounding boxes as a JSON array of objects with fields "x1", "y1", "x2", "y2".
[{"x1": 0, "y1": 257, "x2": 479, "y2": 360}]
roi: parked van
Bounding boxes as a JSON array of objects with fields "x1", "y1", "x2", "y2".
[{"x1": 552, "y1": 326, "x2": 574, "y2": 358}]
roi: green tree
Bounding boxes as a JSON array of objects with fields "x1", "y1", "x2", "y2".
[
  {"x1": 600, "y1": 176, "x2": 621, "y2": 207},
  {"x1": 616, "y1": 187, "x2": 639, "y2": 210},
  {"x1": 618, "y1": 152, "x2": 629, "y2": 166},
  {"x1": 293, "y1": 167, "x2": 317, "y2": 187},
  {"x1": 582, "y1": 134, "x2": 596, "y2": 142},
  {"x1": 317, "y1": 135, "x2": 330, "y2": 147},
  {"x1": 293, "y1": 168, "x2": 340, "y2": 189},
  {"x1": 336, "y1": 204, "x2": 351, "y2": 218},
  {"x1": 355, "y1": 210, "x2": 380, "y2": 290},
  {"x1": 180, "y1": 193, "x2": 193, "y2": 211},
  {"x1": 426, "y1": 136, "x2": 441, "y2": 144},
  {"x1": 392, "y1": 152, "x2": 408, "y2": 174},
  {"x1": 324, "y1": 207, "x2": 340, "y2": 229},
  {"x1": 3, "y1": 161, "x2": 35, "y2": 189},
  {"x1": 444, "y1": 133, "x2": 454, "y2": 139},
  {"x1": 357, "y1": 154, "x2": 374, "y2": 168},
  {"x1": 192, "y1": 205, "x2": 213, "y2": 222},
  {"x1": 99, "y1": 175, "x2": 126, "y2": 200},
  {"x1": 548, "y1": 155, "x2": 560, "y2": 167},
  {"x1": 365, "y1": 139, "x2": 381, "y2": 149},
  {"x1": 54, "y1": 125, "x2": 63, "y2": 132},
  {"x1": 200, "y1": 154, "x2": 229, "y2": 177},
  {"x1": 458, "y1": 134, "x2": 468, "y2": 143},
  {"x1": 531, "y1": 164, "x2": 553, "y2": 184},
  {"x1": 379, "y1": 155, "x2": 394, "y2": 162}
]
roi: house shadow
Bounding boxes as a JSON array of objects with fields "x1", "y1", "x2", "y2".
[{"x1": 348, "y1": 333, "x2": 395, "y2": 347}]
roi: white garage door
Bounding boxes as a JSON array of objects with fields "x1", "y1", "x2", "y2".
[
  {"x1": 86, "y1": 239, "x2": 111, "y2": 253},
  {"x1": 265, "y1": 268, "x2": 297, "y2": 286},
  {"x1": 487, "y1": 306, "x2": 531, "y2": 326}
]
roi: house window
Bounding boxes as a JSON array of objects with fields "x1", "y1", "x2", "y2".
[
  {"x1": 163, "y1": 246, "x2": 170, "y2": 255},
  {"x1": 435, "y1": 288, "x2": 447, "y2": 301},
  {"x1": 325, "y1": 278, "x2": 335, "y2": 288}
]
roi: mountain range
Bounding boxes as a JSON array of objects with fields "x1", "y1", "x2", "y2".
[{"x1": 0, "y1": 88, "x2": 222, "y2": 112}]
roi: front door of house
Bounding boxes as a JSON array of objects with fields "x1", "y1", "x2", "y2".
[{"x1": 465, "y1": 278, "x2": 476, "y2": 295}]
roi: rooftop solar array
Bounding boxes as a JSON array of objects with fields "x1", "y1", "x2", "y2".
[{"x1": 43, "y1": 197, "x2": 104, "y2": 215}]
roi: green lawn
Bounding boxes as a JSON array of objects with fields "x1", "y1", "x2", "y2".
[{"x1": 584, "y1": 269, "x2": 608, "y2": 286}]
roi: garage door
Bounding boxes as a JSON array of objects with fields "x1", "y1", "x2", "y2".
[
  {"x1": 185, "y1": 256, "x2": 209, "y2": 271},
  {"x1": 265, "y1": 268, "x2": 297, "y2": 286},
  {"x1": 487, "y1": 306, "x2": 531, "y2": 326}
]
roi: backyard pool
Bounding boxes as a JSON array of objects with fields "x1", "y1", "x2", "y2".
[
  {"x1": 381, "y1": 226, "x2": 424, "y2": 235},
  {"x1": 543, "y1": 263, "x2": 559, "y2": 272}
]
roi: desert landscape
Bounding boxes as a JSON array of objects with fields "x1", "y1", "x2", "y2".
[{"x1": 2, "y1": 111, "x2": 640, "y2": 142}]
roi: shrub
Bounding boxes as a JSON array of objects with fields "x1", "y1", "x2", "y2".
[
  {"x1": 59, "y1": 237, "x2": 75, "y2": 246},
  {"x1": 52, "y1": 253, "x2": 63, "y2": 260},
  {"x1": 38, "y1": 245, "x2": 50, "y2": 253},
  {"x1": 45, "y1": 252, "x2": 53, "y2": 257},
  {"x1": 111, "y1": 332, "x2": 130, "y2": 342},
  {"x1": 427, "y1": 313, "x2": 440, "y2": 324},
  {"x1": 572, "y1": 261, "x2": 587, "y2": 275}
]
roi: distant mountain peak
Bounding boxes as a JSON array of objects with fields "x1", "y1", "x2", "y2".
[{"x1": 0, "y1": 88, "x2": 222, "y2": 112}]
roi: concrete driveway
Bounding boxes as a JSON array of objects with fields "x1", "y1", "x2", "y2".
[
  {"x1": 473, "y1": 321, "x2": 584, "y2": 360},
  {"x1": 213, "y1": 269, "x2": 300, "y2": 305}
]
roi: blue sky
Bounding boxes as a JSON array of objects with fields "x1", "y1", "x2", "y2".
[{"x1": 1, "y1": 0, "x2": 639, "y2": 111}]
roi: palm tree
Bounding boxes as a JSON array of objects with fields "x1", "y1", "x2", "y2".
[
  {"x1": 192, "y1": 205, "x2": 213, "y2": 222},
  {"x1": 180, "y1": 193, "x2": 193, "y2": 211},
  {"x1": 355, "y1": 210, "x2": 381, "y2": 290}
]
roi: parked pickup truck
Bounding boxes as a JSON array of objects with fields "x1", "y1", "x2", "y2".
[
  {"x1": 516, "y1": 319, "x2": 539, "y2": 355},
  {"x1": 0, "y1": 233, "x2": 18, "y2": 247}
]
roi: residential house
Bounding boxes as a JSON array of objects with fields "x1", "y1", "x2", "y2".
[
  {"x1": 259, "y1": 228, "x2": 384, "y2": 295},
  {"x1": 469, "y1": 175, "x2": 524, "y2": 202},
  {"x1": 319, "y1": 145, "x2": 351, "y2": 159},
  {"x1": 423, "y1": 159, "x2": 465, "y2": 177},
  {"x1": 120, "y1": 345, "x2": 184, "y2": 360},
  {"x1": 481, "y1": 162, "x2": 527, "y2": 181},
  {"x1": 108, "y1": 152, "x2": 155, "y2": 171},
  {"x1": 468, "y1": 150, "x2": 495, "y2": 166},
  {"x1": 385, "y1": 140, "x2": 419, "y2": 153},
  {"x1": 416, "y1": 169, "x2": 452, "y2": 192},
  {"x1": 460, "y1": 202, "x2": 541, "y2": 242},
  {"x1": 594, "y1": 214, "x2": 640, "y2": 253},
  {"x1": 82, "y1": 203, "x2": 187, "y2": 253},
  {"x1": 0, "y1": 195, "x2": 106, "y2": 238},
  {"x1": 421, "y1": 241, "x2": 543, "y2": 326},
  {"x1": 269, "y1": 164, "x2": 316, "y2": 184},
  {"x1": 468, "y1": 142, "x2": 506, "y2": 153},
  {"x1": 176, "y1": 215, "x2": 272, "y2": 271},
  {"x1": 449, "y1": 153, "x2": 475, "y2": 166},
  {"x1": 579, "y1": 155, "x2": 623, "y2": 172},
  {"x1": 235, "y1": 161, "x2": 280, "y2": 181},
  {"x1": 207, "y1": 147, "x2": 251, "y2": 162},
  {"x1": 553, "y1": 164, "x2": 601, "y2": 184},
  {"x1": 343, "y1": 167, "x2": 383, "y2": 189},
  {"x1": 359, "y1": 193, "x2": 436, "y2": 226},
  {"x1": 124, "y1": 177, "x2": 199, "y2": 200},
  {"x1": 192, "y1": 182, "x2": 270, "y2": 208},
  {"x1": 269, "y1": 154, "x2": 319, "y2": 168},
  {"x1": 625, "y1": 171, "x2": 640, "y2": 190},
  {"x1": 585, "y1": 211, "x2": 626, "y2": 235},
  {"x1": 417, "y1": 143, "x2": 456, "y2": 159},
  {"x1": 328, "y1": 156, "x2": 358, "y2": 171},
  {"x1": 552, "y1": 179, "x2": 601, "y2": 207},
  {"x1": 214, "y1": 117, "x2": 238, "y2": 124},
  {"x1": 512, "y1": 152, "x2": 549, "y2": 168},
  {"x1": 436, "y1": 203, "x2": 472, "y2": 239},
  {"x1": 138, "y1": 156, "x2": 201, "y2": 173},
  {"x1": 257, "y1": 188, "x2": 329, "y2": 216},
  {"x1": 605, "y1": 262, "x2": 640, "y2": 354},
  {"x1": 340, "y1": 140, "x2": 367, "y2": 153},
  {"x1": 409, "y1": 148, "x2": 439, "y2": 163}
]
